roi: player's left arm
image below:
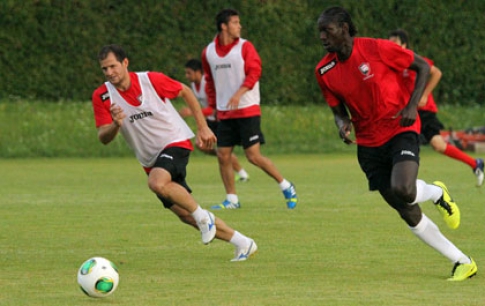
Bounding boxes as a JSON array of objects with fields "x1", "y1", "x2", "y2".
[{"x1": 399, "y1": 53, "x2": 430, "y2": 126}]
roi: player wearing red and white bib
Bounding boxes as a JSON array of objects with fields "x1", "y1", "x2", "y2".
[
  {"x1": 91, "y1": 44, "x2": 257, "y2": 261},
  {"x1": 201, "y1": 8, "x2": 297, "y2": 210},
  {"x1": 178, "y1": 59, "x2": 250, "y2": 182},
  {"x1": 388, "y1": 29, "x2": 484, "y2": 187},
  {"x1": 315, "y1": 7, "x2": 476, "y2": 281}
]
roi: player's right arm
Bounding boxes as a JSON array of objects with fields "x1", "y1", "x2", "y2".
[
  {"x1": 92, "y1": 86, "x2": 125, "y2": 145},
  {"x1": 97, "y1": 103, "x2": 125, "y2": 145},
  {"x1": 331, "y1": 103, "x2": 354, "y2": 145}
]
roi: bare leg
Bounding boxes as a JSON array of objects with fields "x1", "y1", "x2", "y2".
[
  {"x1": 244, "y1": 143, "x2": 283, "y2": 183},
  {"x1": 217, "y1": 146, "x2": 236, "y2": 194},
  {"x1": 231, "y1": 153, "x2": 243, "y2": 172}
]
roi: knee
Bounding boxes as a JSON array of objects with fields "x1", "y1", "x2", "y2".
[
  {"x1": 245, "y1": 154, "x2": 259, "y2": 166},
  {"x1": 217, "y1": 150, "x2": 232, "y2": 164},
  {"x1": 391, "y1": 184, "x2": 416, "y2": 204},
  {"x1": 148, "y1": 180, "x2": 169, "y2": 198}
]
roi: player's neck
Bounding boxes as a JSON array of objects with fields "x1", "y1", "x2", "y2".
[
  {"x1": 218, "y1": 33, "x2": 236, "y2": 46},
  {"x1": 337, "y1": 37, "x2": 354, "y2": 61},
  {"x1": 115, "y1": 78, "x2": 131, "y2": 92}
]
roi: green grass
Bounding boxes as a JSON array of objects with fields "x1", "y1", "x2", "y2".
[
  {"x1": 1, "y1": 151, "x2": 485, "y2": 305},
  {"x1": 1, "y1": 100, "x2": 484, "y2": 158}
]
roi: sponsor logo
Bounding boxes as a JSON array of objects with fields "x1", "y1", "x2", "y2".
[
  {"x1": 400, "y1": 150, "x2": 416, "y2": 157},
  {"x1": 249, "y1": 135, "x2": 259, "y2": 142},
  {"x1": 129, "y1": 111, "x2": 153, "y2": 123},
  {"x1": 318, "y1": 60, "x2": 337, "y2": 75},
  {"x1": 100, "y1": 91, "x2": 110, "y2": 101},
  {"x1": 215, "y1": 63, "x2": 231, "y2": 70},
  {"x1": 359, "y1": 62, "x2": 374, "y2": 80},
  {"x1": 160, "y1": 153, "x2": 173, "y2": 160}
]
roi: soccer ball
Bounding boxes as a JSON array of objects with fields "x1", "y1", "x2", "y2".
[{"x1": 77, "y1": 257, "x2": 119, "y2": 298}]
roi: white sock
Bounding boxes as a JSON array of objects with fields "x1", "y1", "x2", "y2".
[
  {"x1": 238, "y1": 169, "x2": 249, "y2": 179},
  {"x1": 191, "y1": 206, "x2": 207, "y2": 223},
  {"x1": 229, "y1": 231, "x2": 251, "y2": 248},
  {"x1": 227, "y1": 194, "x2": 238, "y2": 203},
  {"x1": 410, "y1": 214, "x2": 470, "y2": 264},
  {"x1": 410, "y1": 179, "x2": 442, "y2": 204},
  {"x1": 279, "y1": 179, "x2": 291, "y2": 191}
]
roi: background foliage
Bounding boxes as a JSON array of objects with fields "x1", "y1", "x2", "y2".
[{"x1": 1, "y1": 0, "x2": 485, "y2": 105}]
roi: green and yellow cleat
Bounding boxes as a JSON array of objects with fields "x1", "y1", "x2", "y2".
[
  {"x1": 433, "y1": 181, "x2": 460, "y2": 229},
  {"x1": 448, "y1": 258, "x2": 477, "y2": 281}
]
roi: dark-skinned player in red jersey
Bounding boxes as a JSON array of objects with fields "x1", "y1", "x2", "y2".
[{"x1": 314, "y1": 6, "x2": 476, "y2": 281}]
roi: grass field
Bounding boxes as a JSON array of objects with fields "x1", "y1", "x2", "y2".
[{"x1": 1, "y1": 151, "x2": 484, "y2": 306}]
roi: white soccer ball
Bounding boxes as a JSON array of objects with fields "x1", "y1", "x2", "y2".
[{"x1": 77, "y1": 257, "x2": 119, "y2": 298}]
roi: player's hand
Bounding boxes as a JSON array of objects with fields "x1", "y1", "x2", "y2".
[
  {"x1": 417, "y1": 95, "x2": 428, "y2": 108},
  {"x1": 226, "y1": 95, "x2": 241, "y2": 110},
  {"x1": 110, "y1": 103, "x2": 126, "y2": 127},
  {"x1": 196, "y1": 126, "x2": 217, "y2": 150},
  {"x1": 394, "y1": 105, "x2": 417, "y2": 127},
  {"x1": 339, "y1": 120, "x2": 355, "y2": 145},
  {"x1": 179, "y1": 107, "x2": 192, "y2": 118}
]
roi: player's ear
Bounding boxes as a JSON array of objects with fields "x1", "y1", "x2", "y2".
[{"x1": 342, "y1": 22, "x2": 349, "y2": 34}]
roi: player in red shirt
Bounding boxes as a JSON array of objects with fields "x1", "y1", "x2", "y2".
[
  {"x1": 388, "y1": 29, "x2": 484, "y2": 187},
  {"x1": 92, "y1": 44, "x2": 257, "y2": 261},
  {"x1": 202, "y1": 8, "x2": 297, "y2": 210},
  {"x1": 315, "y1": 7, "x2": 476, "y2": 280}
]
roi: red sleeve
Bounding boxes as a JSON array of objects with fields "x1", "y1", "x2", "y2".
[
  {"x1": 147, "y1": 72, "x2": 183, "y2": 100},
  {"x1": 201, "y1": 47, "x2": 216, "y2": 109},
  {"x1": 91, "y1": 84, "x2": 113, "y2": 128},
  {"x1": 201, "y1": 106, "x2": 215, "y2": 117},
  {"x1": 241, "y1": 41, "x2": 262, "y2": 89},
  {"x1": 314, "y1": 58, "x2": 340, "y2": 107},
  {"x1": 377, "y1": 39, "x2": 414, "y2": 72}
]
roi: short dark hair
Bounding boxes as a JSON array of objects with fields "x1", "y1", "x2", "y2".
[
  {"x1": 97, "y1": 44, "x2": 127, "y2": 62},
  {"x1": 215, "y1": 8, "x2": 239, "y2": 32},
  {"x1": 318, "y1": 6, "x2": 357, "y2": 37},
  {"x1": 388, "y1": 29, "x2": 410, "y2": 48},
  {"x1": 185, "y1": 59, "x2": 202, "y2": 72}
]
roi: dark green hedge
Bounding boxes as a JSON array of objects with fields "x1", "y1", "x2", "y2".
[{"x1": 2, "y1": 0, "x2": 485, "y2": 105}]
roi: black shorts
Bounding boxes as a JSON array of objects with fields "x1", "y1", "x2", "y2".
[
  {"x1": 151, "y1": 147, "x2": 192, "y2": 209},
  {"x1": 207, "y1": 119, "x2": 218, "y2": 135},
  {"x1": 357, "y1": 132, "x2": 420, "y2": 191},
  {"x1": 217, "y1": 116, "x2": 266, "y2": 149},
  {"x1": 419, "y1": 110, "x2": 444, "y2": 143}
]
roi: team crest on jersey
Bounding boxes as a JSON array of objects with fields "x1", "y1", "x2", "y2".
[
  {"x1": 359, "y1": 62, "x2": 374, "y2": 80},
  {"x1": 100, "y1": 91, "x2": 110, "y2": 101},
  {"x1": 318, "y1": 60, "x2": 337, "y2": 75}
]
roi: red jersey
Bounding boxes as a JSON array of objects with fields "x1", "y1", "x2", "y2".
[
  {"x1": 401, "y1": 57, "x2": 438, "y2": 113},
  {"x1": 91, "y1": 71, "x2": 193, "y2": 151},
  {"x1": 315, "y1": 38, "x2": 421, "y2": 147}
]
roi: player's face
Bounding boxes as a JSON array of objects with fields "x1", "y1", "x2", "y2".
[
  {"x1": 99, "y1": 52, "x2": 129, "y2": 88},
  {"x1": 184, "y1": 68, "x2": 198, "y2": 83},
  {"x1": 318, "y1": 19, "x2": 346, "y2": 53},
  {"x1": 389, "y1": 36, "x2": 406, "y2": 49},
  {"x1": 225, "y1": 16, "x2": 241, "y2": 39}
]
